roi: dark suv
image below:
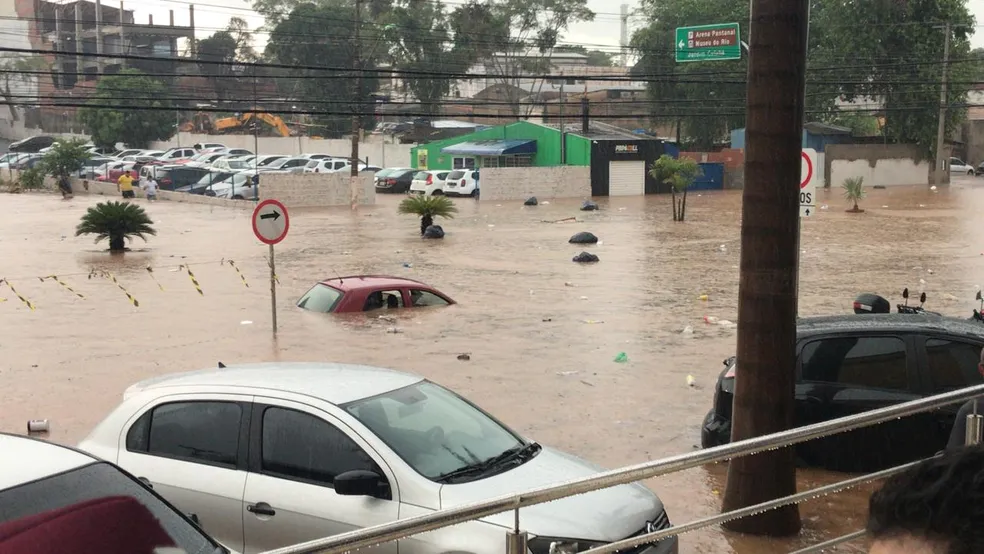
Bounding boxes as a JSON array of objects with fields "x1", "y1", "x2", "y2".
[{"x1": 702, "y1": 313, "x2": 984, "y2": 472}]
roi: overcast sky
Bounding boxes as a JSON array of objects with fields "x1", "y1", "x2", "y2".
[{"x1": 125, "y1": 0, "x2": 984, "y2": 60}]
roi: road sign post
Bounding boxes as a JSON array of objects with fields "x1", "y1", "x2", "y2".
[
  {"x1": 675, "y1": 23, "x2": 742, "y2": 63},
  {"x1": 800, "y1": 148, "x2": 817, "y2": 217},
  {"x1": 252, "y1": 199, "x2": 290, "y2": 334}
]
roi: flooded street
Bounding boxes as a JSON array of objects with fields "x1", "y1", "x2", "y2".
[{"x1": 3, "y1": 181, "x2": 984, "y2": 553}]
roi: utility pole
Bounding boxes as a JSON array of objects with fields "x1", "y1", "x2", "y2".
[
  {"x1": 933, "y1": 23, "x2": 951, "y2": 186},
  {"x1": 349, "y1": 0, "x2": 362, "y2": 210},
  {"x1": 559, "y1": 76, "x2": 565, "y2": 164},
  {"x1": 720, "y1": 0, "x2": 807, "y2": 536}
]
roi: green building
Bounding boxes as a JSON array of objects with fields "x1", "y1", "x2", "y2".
[{"x1": 410, "y1": 120, "x2": 672, "y2": 196}]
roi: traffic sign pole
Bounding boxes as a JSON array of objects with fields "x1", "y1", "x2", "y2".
[
  {"x1": 269, "y1": 243, "x2": 278, "y2": 334},
  {"x1": 252, "y1": 199, "x2": 290, "y2": 335}
]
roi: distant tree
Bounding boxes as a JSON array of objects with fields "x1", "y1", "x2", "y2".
[
  {"x1": 649, "y1": 154, "x2": 701, "y2": 221},
  {"x1": 385, "y1": 1, "x2": 479, "y2": 115},
  {"x1": 0, "y1": 55, "x2": 47, "y2": 121},
  {"x1": 77, "y1": 70, "x2": 174, "y2": 148},
  {"x1": 450, "y1": 0, "x2": 594, "y2": 117},
  {"x1": 76, "y1": 201, "x2": 156, "y2": 253},
  {"x1": 829, "y1": 112, "x2": 881, "y2": 137},
  {"x1": 38, "y1": 138, "x2": 91, "y2": 180},
  {"x1": 265, "y1": 2, "x2": 379, "y2": 136},
  {"x1": 197, "y1": 31, "x2": 238, "y2": 100}
]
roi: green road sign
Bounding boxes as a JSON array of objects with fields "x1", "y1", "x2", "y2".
[{"x1": 675, "y1": 23, "x2": 742, "y2": 63}]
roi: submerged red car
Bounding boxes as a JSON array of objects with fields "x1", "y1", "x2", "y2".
[{"x1": 297, "y1": 275, "x2": 455, "y2": 313}]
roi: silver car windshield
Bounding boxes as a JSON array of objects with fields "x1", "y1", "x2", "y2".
[{"x1": 343, "y1": 382, "x2": 525, "y2": 480}]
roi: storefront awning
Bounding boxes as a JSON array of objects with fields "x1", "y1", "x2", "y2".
[{"x1": 441, "y1": 140, "x2": 537, "y2": 156}]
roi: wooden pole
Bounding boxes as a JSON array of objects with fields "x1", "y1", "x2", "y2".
[{"x1": 720, "y1": 0, "x2": 808, "y2": 536}]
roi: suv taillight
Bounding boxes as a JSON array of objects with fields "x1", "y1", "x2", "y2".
[{"x1": 426, "y1": 175, "x2": 433, "y2": 184}]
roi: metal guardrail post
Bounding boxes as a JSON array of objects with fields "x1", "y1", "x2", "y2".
[
  {"x1": 966, "y1": 400, "x2": 982, "y2": 446},
  {"x1": 505, "y1": 507, "x2": 527, "y2": 554}
]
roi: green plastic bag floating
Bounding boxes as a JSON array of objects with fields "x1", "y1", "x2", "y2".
[{"x1": 613, "y1": 352, "x2": 628, "y2": 363}]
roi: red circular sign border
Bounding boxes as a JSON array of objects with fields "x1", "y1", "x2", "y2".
[
  {"x1": 252, "y1": 198, "x2": 290, "y2": 245},
  {"x1": 800, "y1": 151, "x2": 813, "y2": 189}
]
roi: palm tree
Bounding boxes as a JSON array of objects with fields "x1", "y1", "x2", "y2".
[
  {"x1": 842, "y1": 176, "x2": 866, "y2": 213},
  {"x1": 397, "y1": 195, "x2": 458, "y2": 236},
  {"x1": 75, "y1": 201, "x2": 156, "y2": 252}
]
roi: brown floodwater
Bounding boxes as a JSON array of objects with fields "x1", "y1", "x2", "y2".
[{"x1": 3, "y1": 179, "x2": 984, "y2": 553}]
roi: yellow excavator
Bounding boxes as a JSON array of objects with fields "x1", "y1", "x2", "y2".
[{"x1": 188, "y1": 111, "x2": 292, "y2": 137}]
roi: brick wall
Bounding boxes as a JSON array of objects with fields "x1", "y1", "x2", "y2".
[
  {"x1": 479, "y1": 166, "x2": 591, "y2": 202},
  {"x1": 259, "y1": 172, "x2": 375, "y2": 208}
]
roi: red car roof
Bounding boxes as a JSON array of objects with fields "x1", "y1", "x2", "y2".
[{"x1": 318, "y1": 275, "x2": 432, "y2": 292}]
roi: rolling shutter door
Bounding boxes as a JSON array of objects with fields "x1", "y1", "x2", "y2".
[{"x1": 608, "y1": 161, "x2": 645, "y2": 196}]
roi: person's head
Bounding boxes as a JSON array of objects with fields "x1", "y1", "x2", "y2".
[{"x1": 867, "y1": 446, "x2": 984, "y2": 554}]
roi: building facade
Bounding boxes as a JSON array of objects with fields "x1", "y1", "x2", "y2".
[{"x1": 411, "y1": 120, "x2": 669, "y2": 196}]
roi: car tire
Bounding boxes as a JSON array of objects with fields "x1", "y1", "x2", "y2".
[
  {"x1": 433, "y1": 190, "x2": 444, "y2": 196},
  {"x1": 970, "y1": 170, "x2": 976, "y2": 176},
  {"x1": 232, "y1": 194, "x2": 245, "y2": 200},
  {"x1": 470, "y1": 189, "x2": 479, "y2": 198}
]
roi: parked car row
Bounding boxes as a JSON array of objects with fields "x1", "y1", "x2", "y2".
[{"x1": 405, "y1": 169, "x2": 480, "y2": 197}]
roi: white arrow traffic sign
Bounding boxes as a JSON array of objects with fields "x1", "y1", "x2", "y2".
[
  {"x1": 252, "y1": 199, "x2": 290, "y2": 245},
  {"x1": 800, "y1": 148, "x2": 817, "y2": 218}
]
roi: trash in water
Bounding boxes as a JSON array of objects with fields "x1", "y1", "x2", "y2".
[
  {"x1": 920, "y1": 279, "x2": 926, "y2": 285},
  {"x1": 240, "y1": 320, "x2": 253, "y2": 325},
  {"x1": 719, "y1": 244, "x2": 727, "y2": 251},
  {"x1": 820, "y1": 204, "x2": 829, "y2": 210},
  {"x1": 403, "y1": 262, "x2": 413, "y2": 268},
  {"x1": 682, "y1": 325, "x2": 694, "y2": 334},
  {"x1": 457, "y1": 353, "x2": 471, "y2": 361},
  {"x1": 931, "y1": 185, "x2": 938, "y2": 191},
  {"x1": 583, "y1": 319, "x2": 604, "y2": 324},
  {"x1": 564, "y1": 282, "x2": 574, "y2": 287},
  {"x1": 542, "y1": 201, "x2": 550, "y2": 205},
  {"x1": 524, "y1": 197, "x2": 538, "y2": 206},
  {"x1": 698, "y1": 295, "x2": 709, "y2": 301},
  {"x1": 556, "y1": 370, "x2": 578, "y2": 376},
  {"x1": 579, "y1": 296, "x2": 589, "y2": 300},
  {"x1": 542, "y1": 318, "x2": 552, "y2": 322},
  {"x1": 686, "y1": 375, "x2": 696, "y2": 387},
  {"x1": 613, "y1": 352, "x2": 628, "y2": 363},
  {"x1": 703, "y1": 315, "x2": 720, "y2": 324},
  {"x1": 928, "y1": 269, "x2": 935, "y2": 274},
  {"x1": 387, "y1": 327, "x2": 403, "y2": 334},
  {"x1": 573, "y1": 252, "x2": 600, "y2": 263}
]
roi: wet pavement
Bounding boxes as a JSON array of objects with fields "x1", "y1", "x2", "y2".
[{"x1": 3, "y1": 179, "x2": 984, "y2": 553}]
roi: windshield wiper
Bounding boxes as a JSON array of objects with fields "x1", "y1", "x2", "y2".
[{"x1": 435, "y1": 442, "x2": 541, "y2": 483}]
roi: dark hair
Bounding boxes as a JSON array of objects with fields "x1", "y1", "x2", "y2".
[{"x1": 867, "y1": 446, "x2": 984, "y2": 553}]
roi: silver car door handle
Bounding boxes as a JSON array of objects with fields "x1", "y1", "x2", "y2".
[{"x1": 247, "y1": 502, "x2": 276, "y2": 517}]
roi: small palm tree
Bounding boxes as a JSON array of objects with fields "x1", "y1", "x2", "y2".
[
  {"x1": 75, "y1": 201, "x2": 156, "y2": 252},
  {"x1": 398, "y1": 195, "x2": 458, "y2": 236},
  {"x1": 842, "y1": 176, "x2": 866, "y2": 213}
]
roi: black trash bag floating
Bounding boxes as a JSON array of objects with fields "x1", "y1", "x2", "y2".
[
  {"x1": 569, "y1": 231, "x2": 598, "y2": 244},
  {"x1": 423, "y1": 225, "x2": 445, "y2": 239},
  {"x1": 524, "y1": 196, "x2": 538, "y2": 206},
  {"x1": 572, "y1": 251, "x2": 599, "y2": 263},
  {"x1": 581, "y1": 200, "x2": 599, "y2": 211}
]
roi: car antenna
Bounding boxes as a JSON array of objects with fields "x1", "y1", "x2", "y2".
[{"x1": 331, "y1": 268, "x2": 343, "y2": 285}]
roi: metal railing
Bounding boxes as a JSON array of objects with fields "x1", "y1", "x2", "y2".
[{"x1": 263, "y1": 384, "x2": 984, "y2": 554}]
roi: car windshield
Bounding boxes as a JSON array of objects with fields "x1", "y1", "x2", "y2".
[
  {"x1": 343, "y1": 381, "x2": 526, "y2": 481},
  {"x1": 0, "y1": 462, "x2": 222, "y2": 554},
  {"x1": 296, "y1": 283, "x2": 344, "y2": 312}
]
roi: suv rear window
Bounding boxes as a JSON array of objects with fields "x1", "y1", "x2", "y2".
[
  {"x1": 0, "y1": 462, "x2": 220, "y2": 554},
  {"x1": 306, "y1": 160, "x2": 320, "y2": 168},
  {"x1": 413, "y1": 171, "x2": 429, "y2": 180},
  {"x1": 448, "y1": 170, "x2": 465, "y2": 180}
]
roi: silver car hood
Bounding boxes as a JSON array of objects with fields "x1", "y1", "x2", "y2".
[{"x1": 438, "y1": 446, "x2": 661, "y2": 542}]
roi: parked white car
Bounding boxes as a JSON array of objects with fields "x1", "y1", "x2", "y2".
[
  {"x1": 303, "y1": 158, "x2": 364, "y2": 173},
  {"x1": 443, "y1": 169, "x2": 480, "y2": 197},
  {"x1": 0, "y1": 152, "x2": 31, "y2": 168},
  {"x1": 78, "y1": 363, "x2": 675, "y2": 554},
  {"x1": 1, "y1": 433, "x2": 235, "y2": 554},
  {"x1": 410, "y1": 170, "x2": 451, "y2": 196},
  {"x1": 950, "y1": 157, "x2": 974, "y2": 175},
  {"x1": 205, "y1": 172, "x2": 256, "y2": 199},
  {"x1": 193, "y1": 142, "x2": 226, "y2": 151},
  {"x1": 211, "y1": 158, "x2": 252, "y2": 172},
  {"x1": 265, "y1": 156, "x2": 312, "y2": 173}
]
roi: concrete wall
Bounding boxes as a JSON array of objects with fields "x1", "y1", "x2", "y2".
[
  {"x1": 151, "y1": 133, "x2": 414, "y2": 169},
  {"x1": 0, "y1": 117, "x2": 87, "y2": 142},
  {"x1": 479, "y1": 166, "x2": 591, "y2": 201},
  {"x1": 825, "y1": 144, "x2": 931, "y2": 188},
  {"x1": 962, "y1": 120, "x2": 984, "y2": 166},
  {"x1": 2, "y1": 169, "x2": 250, "y2": 208},
  {"x1": 258, "y1": 172, "x2": 375, "y2": 209}
]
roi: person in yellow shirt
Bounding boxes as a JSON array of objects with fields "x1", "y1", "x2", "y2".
[{"x1": 117, "y1": 171, "x2": 135, "y2": 199}]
